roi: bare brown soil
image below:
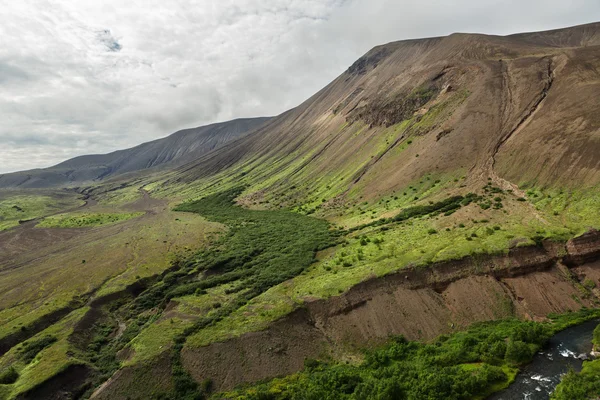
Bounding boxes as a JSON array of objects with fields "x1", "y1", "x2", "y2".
[
  {"x1": 91, "y1": 352, "x2": 174, "y2": 400},
  {"x1": 0, "y1": 224, "x2": 85, "y2": 270}
]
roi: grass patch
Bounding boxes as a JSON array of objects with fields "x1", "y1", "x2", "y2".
[
  {"x1": 94, "y1": 184, "x2": 143, "y2": 205},
  {"x1": 17, "y1": 335, "x2": 57, "y2": 364},
  {"x1": 36, "y1": 212, "x2": 143, "y2": 228},
  {"x1": 0, "y1": 192, "x2": 84, "y2": 231}
]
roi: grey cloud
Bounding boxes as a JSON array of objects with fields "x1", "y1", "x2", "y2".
[
  {"x1": 0, "y1": 0, "x2": 599, "y2": 173},
  {"x1": 0, "y1": 134, "x2": 53, "y2": 146},
  {"x1": 97, "y1": 29, "x2": 122, "y2": 52},
  {"x1": 0, "y1": 62, "x2": 30, "y2": 84}
]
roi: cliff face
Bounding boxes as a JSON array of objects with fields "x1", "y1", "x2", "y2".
[{"x1": 176, "y1": 231, "x2": 600, "y2": 393}]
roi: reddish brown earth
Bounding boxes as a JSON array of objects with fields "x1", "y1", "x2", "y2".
[{"x1": 0, "y1": 223, "x2": 85, "y2": 270}]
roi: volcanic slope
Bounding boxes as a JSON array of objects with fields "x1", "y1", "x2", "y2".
[
  {"x1": 154, "y1": 22, "x2": 600, "y2": 212},
  {"x1": 0, "y1": 117, "x2": 270, "y2": 189}
]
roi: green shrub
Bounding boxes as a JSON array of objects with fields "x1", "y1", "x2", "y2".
[
  {"x1": 201, "y1": 378, "x2": 213, "y2": 394},
  {"x1": 593, "y1": 323, "x2": 600, "y2": 348},
  {"x1": 18, "y1": 335, "x2": 57, "y2": 363},
  {"x1": 479, "y1": 201, "x2": 491, "y2": 210},
  {"x1": 0, "y1": 366, "x2": 18, "y2": 384},
  {"x1": 505, "y1": 340, "x2": 532, "y2": 364},
  {"x1": 551, "y1": 366, "x2": 600, "y2": 400},
  {"x1": 583, "y1": 279, "x2": 596, "y2": 290},
  {"x1": 392, "y1": 196, "x2": 465, "y2": 223}
]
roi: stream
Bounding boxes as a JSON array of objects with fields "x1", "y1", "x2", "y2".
[{"x1": 488, "y1": 319, "x2": 599, "y2": 400}]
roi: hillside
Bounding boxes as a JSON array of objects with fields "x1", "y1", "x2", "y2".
[
  {"x1": 155, "y1": 22, "x2": 600, "y2": 209},
  {"x1": 0, "y1": 22, "x2": 600, "y2": 400},
  {"x1": 0, "y1": 117, "x2": 269, "y2": 189}
]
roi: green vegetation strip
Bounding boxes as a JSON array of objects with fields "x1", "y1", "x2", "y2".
[
  {"x1": 36, "y1": 212, "x2": 143, "y2": 228},
  {"x1": 346, "y1": 193, "x2": 478, "y2": 233},
  {"x1": 167, "y1": 188, "x2": 334, "y2": 399},
  {"x1": 221, "y1": 310, "x2": 600, "y2": 400},
  {"x1": 72, "y1": 188, "x2": 334, "y2": 399}
]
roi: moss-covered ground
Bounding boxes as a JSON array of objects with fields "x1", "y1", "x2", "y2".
[
  {"x1": 0, "y1": 191, "x2": 84, "y2": 231},
  {"x1": 0, "y1": 307, "x2": 89, "y2": 399},
  {"x1": 36, "y1": 212, "x2": 143, "y2": 228}
]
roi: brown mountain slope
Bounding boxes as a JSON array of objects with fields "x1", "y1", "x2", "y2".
[{"x1": 160, "y1": 22, "x2": 600, "y2": 207}]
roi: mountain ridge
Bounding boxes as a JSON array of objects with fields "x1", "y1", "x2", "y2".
[{"x1": 0, "y1": 117, "x2": 270, "y2": 189}]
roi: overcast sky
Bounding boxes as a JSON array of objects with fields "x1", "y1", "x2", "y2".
[{"x1": 1, "y1": 0, "x2": 599, "y2": 173}]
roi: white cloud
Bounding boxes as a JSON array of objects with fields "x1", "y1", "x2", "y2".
[{"x1": 0, "y1": 0, "x2": 599, "y2": 173}]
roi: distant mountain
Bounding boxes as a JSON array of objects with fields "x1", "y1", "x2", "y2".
[{"x1": 0, "y1": 117, "x2": 270, "y2": 188}]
